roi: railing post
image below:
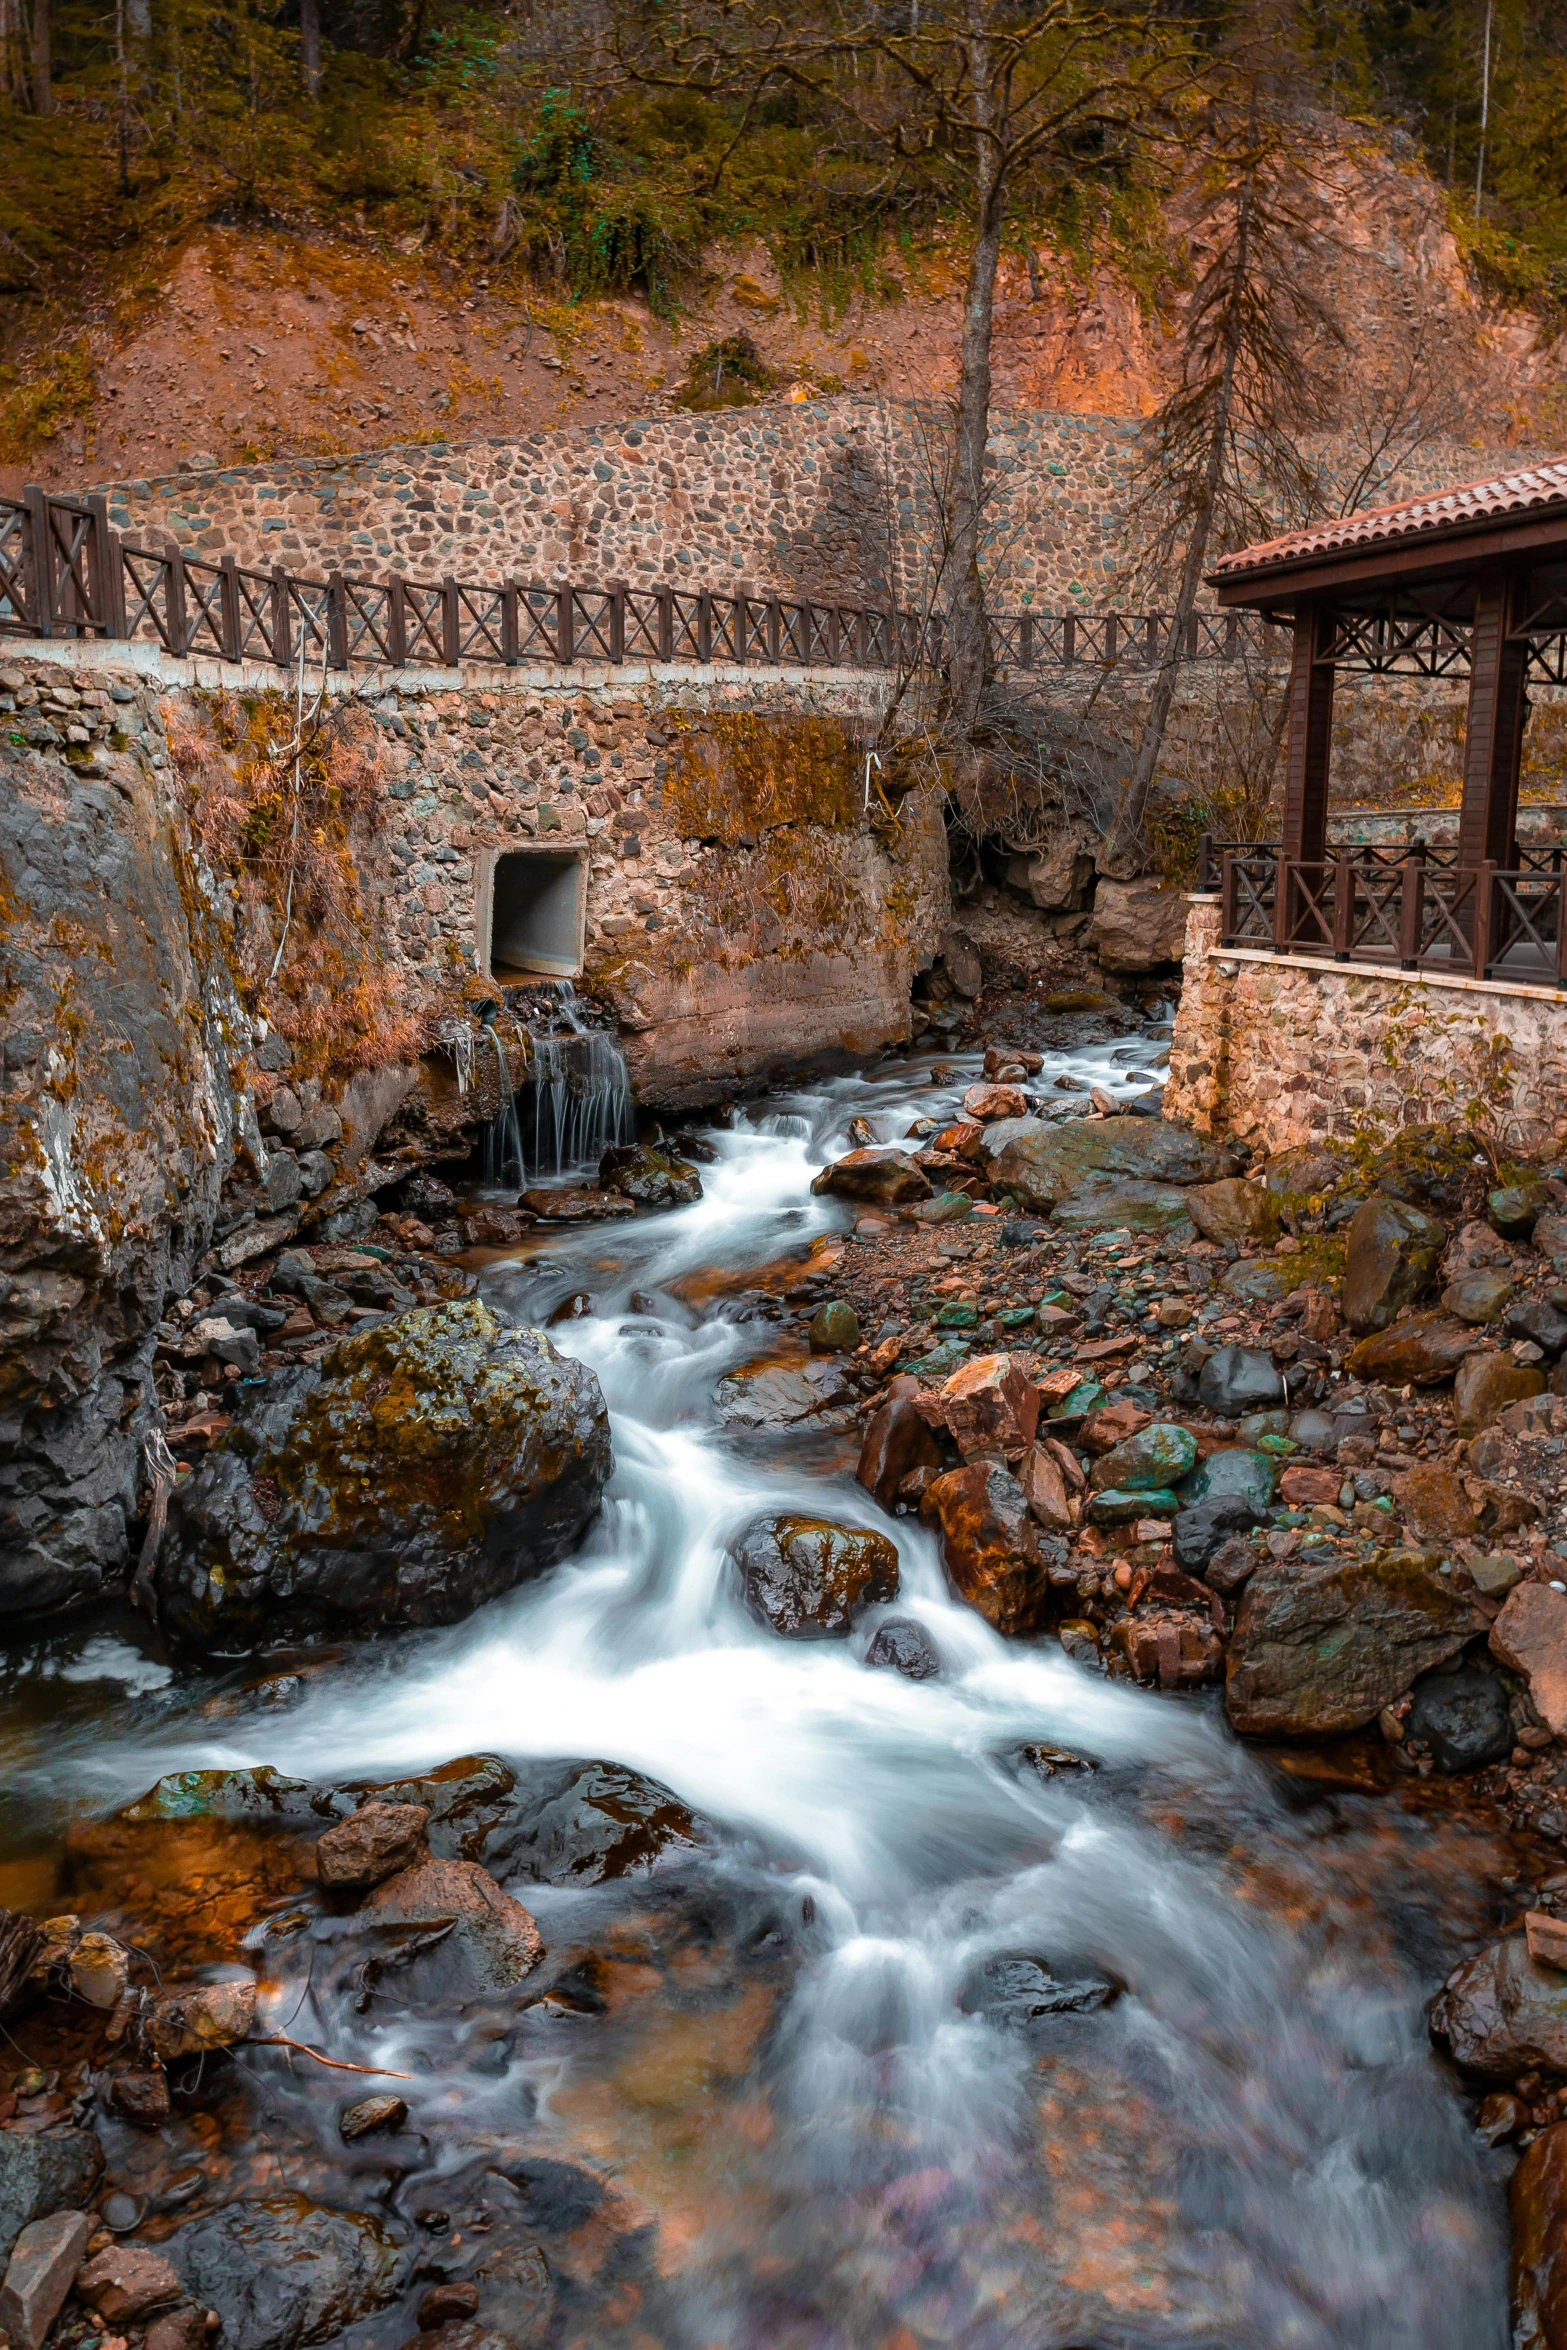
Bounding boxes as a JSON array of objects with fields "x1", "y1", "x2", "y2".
[
  {"x1": 270, "y1": 566, "x2": 291, "y2": 666},
  {"x1": 165, "y1": 543, "x2": 189, "y2": 657},
  {"x1": 84, "y1": 494, "x2": 113, "y2": 634},
  {"x1": 1556, "y1": 865, "x2": 1567, "y2": 984},
  {"x1": 105, "y1": 528, "x2": 129, "y2": 640},
  {"x1": 766, "y1": 593, "x2": 781, "y2": 664},
  {"x1": 327, "y1": 572, "x2": 350, "y2": 669},
  {"x1": 441, "y1": 576, "x2": 460, "y2": 667},
  {"x1": 1221, "y1": 849, "x2": 1236, "y2": 943},
  {"x1": 1018, "y1": 610, "x2": 1033, "y2": 670},
  {"x1": 23, "y1": 487, "x2": 54, "y2": 634},
  {"x1": 696, "y1": 588, "x2": 712, "y2": 663},
  {"x1": 1473, "y1": 861, "x2": 1496, "y2": 978},
  {"x1": 219, "y1": 554, "x2": 242, "y2": 663},
  {"x1": 657, "y1": 584, "x2": 674, "y2": 662},
  {"x1": 730, "y1": 590, "x2": 745, "y2": 665},
  {"x1": 1273, "y1": 853, "x2": 1294, "y2": 951},
  {"x1": 1399, "y1": 845, "x2": 1426, "y2": 969},
  {"x1": 387, "y1": 574, "x2": 408, "y2": 668},
  {"x1": 556, "y1": 583, "x2": 574, "y2": 666},
  {"x1": 1103, "y1": 613, "x2": 1118, "y2": 665},
  {"x1": 1331, "y1": 854, "x2": 1354, "y2": 959},
  {"x1": 608, "y1": 580, "x2": 625, "y2": 663},
  {"x1": 1198, "y1": 831, "x2": 1214, "y2": 894},
  {"x1": 1062, "y1": 612, "x2": 1076, "y2": 665},
  {"x1": 500, "y1": 582, "x2": 518, "y2": 667}
]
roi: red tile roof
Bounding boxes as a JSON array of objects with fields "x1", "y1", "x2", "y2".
[{"x1": 1211, "y1": 455, "x2": 1567, "y2": 577}]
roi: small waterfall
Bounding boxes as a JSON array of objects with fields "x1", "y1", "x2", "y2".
[
  {"x1": 480, "y1": 1015, "x2": 524, "y2": 1189},
  {"x1": 523, "y1": 981, "x2": 634, "y2": 1180}
]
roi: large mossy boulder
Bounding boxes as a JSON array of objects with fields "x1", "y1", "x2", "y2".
[
  {"x1": 1225, "y1": 1548, "x2": 1486, "y2": 1736},
  {"x1": 978, "y1": 1116, "x2": 1237, "y2": 1218},
  {"x1": 1342, "y1": 1197, "x2": 1448, "y2": 1333},
  {"x1": 158, "y1": 1301, "x2": 612, "y2": 1643}
]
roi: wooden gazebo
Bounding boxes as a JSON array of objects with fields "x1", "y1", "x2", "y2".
[{"x1": 1204, "y1": 458, "x2": 1567, "y2": 981}]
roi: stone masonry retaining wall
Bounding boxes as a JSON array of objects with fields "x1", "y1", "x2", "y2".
[{"x1": 1166, "y1": 897, "x2": 1567, "y2": 1156}]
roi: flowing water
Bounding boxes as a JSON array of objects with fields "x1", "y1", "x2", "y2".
[
  {"x1": 0, "y1": 1029, "x2": 1516, "y2": 2348},
  {"x1": 522, "y1": 980, "x2": 634, "y2": 1179}
]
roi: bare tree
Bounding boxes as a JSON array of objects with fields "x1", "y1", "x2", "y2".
[{"x1": 30, "y1": 0, "x2": 48, "y2": 111}]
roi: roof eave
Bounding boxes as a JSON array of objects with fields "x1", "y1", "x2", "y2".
[{"x1": 1208, "y1": 503, "x2": 1567, "y2": 611}]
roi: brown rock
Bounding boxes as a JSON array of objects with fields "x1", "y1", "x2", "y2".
[
  {"x1": 363, "y1": 1857, "x2": 544, "y2": 1992},
  {"x1": 1511, "y1": 2122, "x2": 1567, "y2": 2349},
  {"x1": 76, "y1": 2242, "x2": 183, "y2": 2324},
  {"x1": 855, "y1": 1388, "x2": 943, "y2": 1510},
  {"x1": 961, "y1": 1083, "x2": 1028, "y2": 1123},
  {"x1": 1345, "y1": 1313, "x2": 1481, "y2": 1385},
  {"x1": 809, "y1": 1149, "x2": 932, "y2": 1207},
  {"x1": 108, "y1": 2067, "x2": 171, "y2": 2126},
  {"x1": 1431, "y1": 1936, "x2": 1567, "y2": 2077},
  {"x1": 1185, "y1": 1177, "x2": 1281, "y2": 1247},
  {"x1": 402, "y1": 2328, "x2": 514, "y2": 2350},
  {"x1": 145, "y1": 1977, "x2": 256, "y2": 2061},
  {"x1": 144, "y1": 2313, "x2": 207, "y2": 2350},
  {"x1": 920, "y1": 1463, "x2": 1049, "y2": 1637},
  {"x1": 338, "y1": 2093, "x2": 407, "y2": 2140},
  {"x1": 1276, "y1": 1465, "x2": 1343, "y2": 1510},
  {"x1": 1080, "y1": 1400, "x2": 1150, "y2": 1456},
  {"x1": 1342, "y1": 1197, "x2": 1448, "y2": 1333},
  {"x1": 1017, "y1": 1443, "x2": 1072, "y2": 1531},
  {"x1": 517, "y1": 1188, "x2": 635, "y2": 1222},
  {"x1": 315, "y1": 1802, "x2": 431, "y2": 1890},
  {"x1": 933, "y1": 1121, "x2": 986, "y2": 1160},
  {"x1": 0, "y1": 2212, "x2": 93, "y2": 2350},
  {"x1": 419, "y1": 2282, "x2": 480, "y2": 2328},
  {"x1": 1226, "y1": 1550, "x2": 1485, "y2": 1736},
  {"x1": 1527, "y1": 1913, "x2": 1567, "y2": 1971},
  {"x1": 938, "y1": 1353, "x2": 1039, "y2": 1463},
  {"x1": 1491, "y1": 1582, "x2": 1567, "y2": 1735},
  {"x1": 1390, "y1": 1465, "x2": 1481, "y2": 1543},
  {"x1": 1454, "y1": 1352, "x2": 1548, "y2": 1434}
]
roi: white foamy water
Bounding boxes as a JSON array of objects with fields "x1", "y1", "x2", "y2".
[{"x1": 0, "y1": 1037, "x2": 1510, "y2": 2346}]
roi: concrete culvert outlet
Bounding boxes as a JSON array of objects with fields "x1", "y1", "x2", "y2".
[{"x1": 488, "y1": 850, "x2": 585, "y2": 979}]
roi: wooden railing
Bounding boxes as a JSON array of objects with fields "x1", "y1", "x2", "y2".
[
  {"x1": 2, "y1": 483, "x2": 1282, "y2": 677},
  {"x1": 1215, "y1": 838, "x2": 1567, "y2": 984}
]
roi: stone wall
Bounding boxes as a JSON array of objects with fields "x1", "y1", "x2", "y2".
[{"x1": 1166, "y1": 897, "x2": 1567, "y2": 1156}]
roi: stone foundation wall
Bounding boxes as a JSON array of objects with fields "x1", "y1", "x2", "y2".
[{"x1": 1167, "y1": 897, "x2": 1567, "y2": 1156}]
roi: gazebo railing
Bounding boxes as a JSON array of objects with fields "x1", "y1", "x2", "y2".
[{"x1": 1216, "y1": 841, "x2": 1567, "y2": 984}]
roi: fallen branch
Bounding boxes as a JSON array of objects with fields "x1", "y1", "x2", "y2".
[{"x1": 248, "y1": 2035, "x2": 412, "y2": 2078}]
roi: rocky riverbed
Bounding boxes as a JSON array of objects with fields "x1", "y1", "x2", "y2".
[{"x1": 5, "y1": 1023, "x2": 1567, "y2": 2348}]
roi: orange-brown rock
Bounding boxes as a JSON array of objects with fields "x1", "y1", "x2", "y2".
[
  {"x1": 1018, "y1": 1442, "x2": 1073, "y2": 1530},
  {"x1": 1080, "y1": 1400, "x2": 1151, "y2": 1456},
  {"x1": 809, "y1": 1149, "x2": 932, "y2": 1206},
  {"x1": 315, "y1": 1801, "x2": 430, "y2": 1890},
  {"x1": 938, "y1": 1353, "x2": 1039, "y2": 1463},
  {"x1": 1491, "y1": 1582, "x2": 1567, "y2": 1737},
  {"x1": 856, "y1": 1383, "x2": 944, "y2": 1509},
  {"x1": 933, "y1": 1121, "x2": 987, "y2": 1162},
  {"x1": 1277, "y1": 1465, "x2": 1343, "y2": 1510},
  {"x1": 962, "y1": 1083, "x2": 1029, "y2": 1122},
  {"x1": 1512, "y1": 2122, "x2": 1567, "y2": 2347},
  {"x1": 1454, "y1": 1352, "x2": 1548, "y2": 1434},
  {"x1": 1390, "y1": 1464, "x2": 1481, "y2": 1543},
  {"x1": 1345, "y1": 1313, "x2": 1481, "y2": 1385},
  {"x1": 920, "y1": 1462, "x2": 1050, "y2": 1636}
]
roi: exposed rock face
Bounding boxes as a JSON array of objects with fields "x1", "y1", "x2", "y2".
[
  {"x1": 1086, "y1": 879, "x2": 1189, "y2": 972},
  {"x1": 1510, "y1": 2123, "x2": 1567, "y2": 2350},
  {"x1": 732, "y1": 1514, "x2": 899, "y2": 1637},
  {"x1": 716, "y1": 1357, "x2": 858, "y2": 1429},
  {"x1": 865, "y1": 1618, "x2": 943, "y2": 1678},
  {"x1": 938, "y1": 1353, "x2": 1039, "y2": 1462},
  {"x1": 1197, "y1": 1347, "x2": 1283, "y2": 1417},
  {"x1": 977, "y1": 1116, "x2": 1236, "y2": 1217},
  {"x1": 314, "y1": 1802, "x2": 430, "y2": 1888},
  {"x1": 1342, "y1": 1197, "x2": 1448, "y2": 1333},
  {"x1": 1225, "y1": 1550, "x2": 1485, "y2": 1736},
  {"x1": 920, "y1": 1463, "x2": 1049, "y2": 1636},
  {"x1": 362, "y1": 1857, "x2": 544, "y2": 1997},
  {"x1": 158, "y1": 1302, "x2": 612, "y2": 1644},
  {"x1": 1406, "y1": 1668, "x2": 1513, "y2": 1771},
  {"x1": 1491, "y1": 1583, "x2": 1567, "y2": 1736},
  {"x1": 1430, "y1": 1938, "x2": 1567, "y2": 2078}
]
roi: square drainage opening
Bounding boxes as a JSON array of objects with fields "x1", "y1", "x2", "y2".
[{"x1": 488, "y1": 849, "x2": 585, "y2": 980}]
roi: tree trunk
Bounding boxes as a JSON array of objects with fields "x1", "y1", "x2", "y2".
[
  {"x1": 299, "y1": 0, "x2": 320, "y2": 96},
  {"x1": 30, "y1": 0, "x2": 48, "y2": 112},
  {"x1": 1105, "y1": 172, "x2": 1254, "y2": 870},
  {"x1": 945, "y1": 3, "x2": 1005, "y2": 733}
]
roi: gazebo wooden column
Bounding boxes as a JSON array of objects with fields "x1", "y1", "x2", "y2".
[
  {"x1": 1274, "y1": 599, "x2": 1336, "y2": 947},
  {"x1": 1458, "y1": 569, "x2": 1528, "y2": 873}
]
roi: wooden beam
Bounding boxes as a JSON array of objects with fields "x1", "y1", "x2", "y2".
[
  {"x1": 1280, "y1": 602, "x2": 1335, "y2": 865},
  {"x1": 1458, "y1": 570, "x2": 1528, "y2": 870},
  {"x1": 1211, "y1": 507, "x2": 1567, "y2": 609}
]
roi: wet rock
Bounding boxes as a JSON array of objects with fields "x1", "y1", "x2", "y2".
[
  {"x1": 1089, "y1": 1486, "x2": 1179, "y2": 1525},
  {"x1": 166, "y1": 2195, "x2": 407, "y2": 2350},
  {"x1": 329, "y1": 1756, "x2": 517, "y2": 1862},
  {"x1": 1454, "y1": 1352, "x2": 1548, "y2": 1433},
  {"x1": 809, "y1": 1149, "x2": 932, "y2": 1207},
  {"x1": 1186, "y1": 1177, "x2": 1281, "y2": 1247},
  {"x1": 732, "y1": 1514, "x2": 899, "y2": 1638},
  {"x1": 76, "y1": 2242, "x2": 183, "y2": 2324},
  {"x1": 339, "y1": 2094, "x2": 406, "y2": 2140},
  {"x1": 1406, "y1": 1668, "x2": 1514, "y2": 1771},
  {"x1": 598, "y1": 1144, "x2": 702, "y2": 1209},
  {"x1": 315, "y1": 1802, "x2": 430, "y2": 1890},
  {"x1": 119, "y1": 1764, "x2": 320, "y2": 1824},
  {"x1": 938, "y1": 1352, "x2": 1039, "y2": 1463},
  {"x1": 546, "y1": 1292, "x2": 594, "y2": 1325},
  {"x1": 962, "y1": 1083, "x2": 1028, "y2": 1123},
  {"x1": 865, "y1": 1618, "x2": 943, "y2": 1679},
  {"x1": 363, "y1": 1857, "x2": 543, "y2": 1998},
  {"x1": 1197, "y1": 1346, "x2": 1283, "y2": 1418},
  {"x1": 421, "y1": 2283, "x2": 480, "y2": 2328},
  {"x1": 487, "y1": 1761, "x2": 706, "y2": 1885},
  {"x1": 716, "y1": 1357, "x2": 857, "y2": 1430},
  {"x1": 1491, "y1": 1582, "x2": 1567, "y2": 1736},
  {"x1": 856, "y1": 1388, "x2": 943, "y2": 1510},
  {"x1": 1089, "y1": 1422, "x2": 1198, "y2": 1494},
  {"x1": 1509, "y1": 2121, "x2": 1567, "y2": 2347},
  {"x1": 408, "y1": 2327, "x2": 514, "y2": 2350},
  {"x1": 67, "y1": 1930, "x2": 129, "y2": 2009},
  {"x1": 1277, "y1": 1464, "x2": 1342, "y2": 1509},
  {"x1": 1391, "y1": 1464, "x2": 1481, "y2": 1543},
  {"x1": 1491, "y1": 1180, "x2": 1551, "y2": 1239},
  {"x1": 1505, "y1": 1298, "x2": 1567, "y2": 1358},
  {"x1": 975, "y1": 1115, "x2": 1236, "y2": 1217},
  {"x1": 109, "y1": 2068, "x2": 171, "y2": 2127},
  {"x1": 145, "y1": 1976, "x2": 256, "y2": 2060},
  {"x1": 0, "y1": 2132, "x2": 99, "y2": 2263},
  {"x1": 920, "y1": 1463, "x2": 1048, "y2": 1637},
  {"x1": 1086, "y1": 877, "x2": 1188, "y2": 971},
  {"x1": 807, "y1": 1300, "x2": 861, "y2": 1353},
  {"x1": 1204, "y1": 1536, "x2": 1258, "y2": 1596},
  {"x1": 1443, "y1": 1269, "x2": 1515, "y2": 1324},
  {"x1": 961, "y1": 1952, "x2": 1120, "y2": 2025},
  {"x1": 1431, "y1": 1938, "x2": 1567, "y2": 2078},
  {"x1": 1227, "y1": 1549, "x2": 1485, "y2": 1735},
  {"x1": 1346, "y1": 1313, "x2": 1481, "y2": 1386},
  {"x1": 2, "y1": 2212, "x2": 92, "y2": 2350},
  {"x1": 1342, "y1": 1197, "x2": 1448, "y2": 1333},
  {"x1": 159, "y1": 1302, "x2": 612, "y2": 1644},
  {"x1": 518, "y1": 1188, "x2": 635, "y2": 1221}
]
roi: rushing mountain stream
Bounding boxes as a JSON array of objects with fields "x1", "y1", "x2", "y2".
[{"x1": 0, "y1": 1039, "x2": 1518, "y2": 2350}]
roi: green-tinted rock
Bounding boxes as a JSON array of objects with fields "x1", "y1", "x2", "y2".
[
  {"x1": 1443, "y1": 1268, "x2": 1515, "y2": 1324},
  {"x1": 1222, "y1": 1259, "x2": 1292, "y2": 1303},
  {"x1": 808, "y1": 1300, "x2": 862, "y2": 1352},
  {"x1": 1090, "y1": 1422, "x2": 1199, "y2": 1494},
  {"x1": 1226, "y1": 1549, "x2": 1488, "y2": 1735},
  {"x1": 158, "y1": 1301, "x2": 613, "y2": 1645},
  {"x1": 1043, "y1": 987, "x2": 1117, "y2": 1014},
  {"x1": 1490, "y1": 1180, "x2": 1551, "y2": 1239},
  {"x1": 120, "y1": 1766, "x2": 317, "y2": 1824},
  {"x1": 1048, "y1": 1379, "x2": 1107, "y2": 1421},
  {"x1": 1368, "y1": 1123, "x2": 1476, "y2": 1217},
  {"x1": 904, "y1": 1191, "x2": 976, "y2": 1226},
  {"x1": 599, "y1": 1143, "x2": 703, "y2": 1208},
  {"x1": 1179, "y1": 1447, "x2": 1277, "y2": 1513},
  {"x1": 1255, "y1": 1432, "x2": 1298, "y2": 1456},
  {"x1": 1053, "y1": 1178, "x2": 1198, "y2": 1233},
  {"x1": 1088, "y1": 1486, "x2": 1180, "y2": 1525},
  {"x1": 906, "y1": 1339, "x2": 971, "y2": 1376},
  {"x1": 933, "y1": 1302, "x2": 980, "y2": 1329},
  {"x1": 1342, "y1": 1196, "x2": 1448, "y2": 1333},
  {"x1": 978, "y1": 1115, "x2": 1238, "y2": 1217},
  {"x1": 996, "y1": 1305, "x2": 1036, "y2": 1328},
  {"x1": 1237, "y1": 1411, "x2": 1291, "y2": 1441}
]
